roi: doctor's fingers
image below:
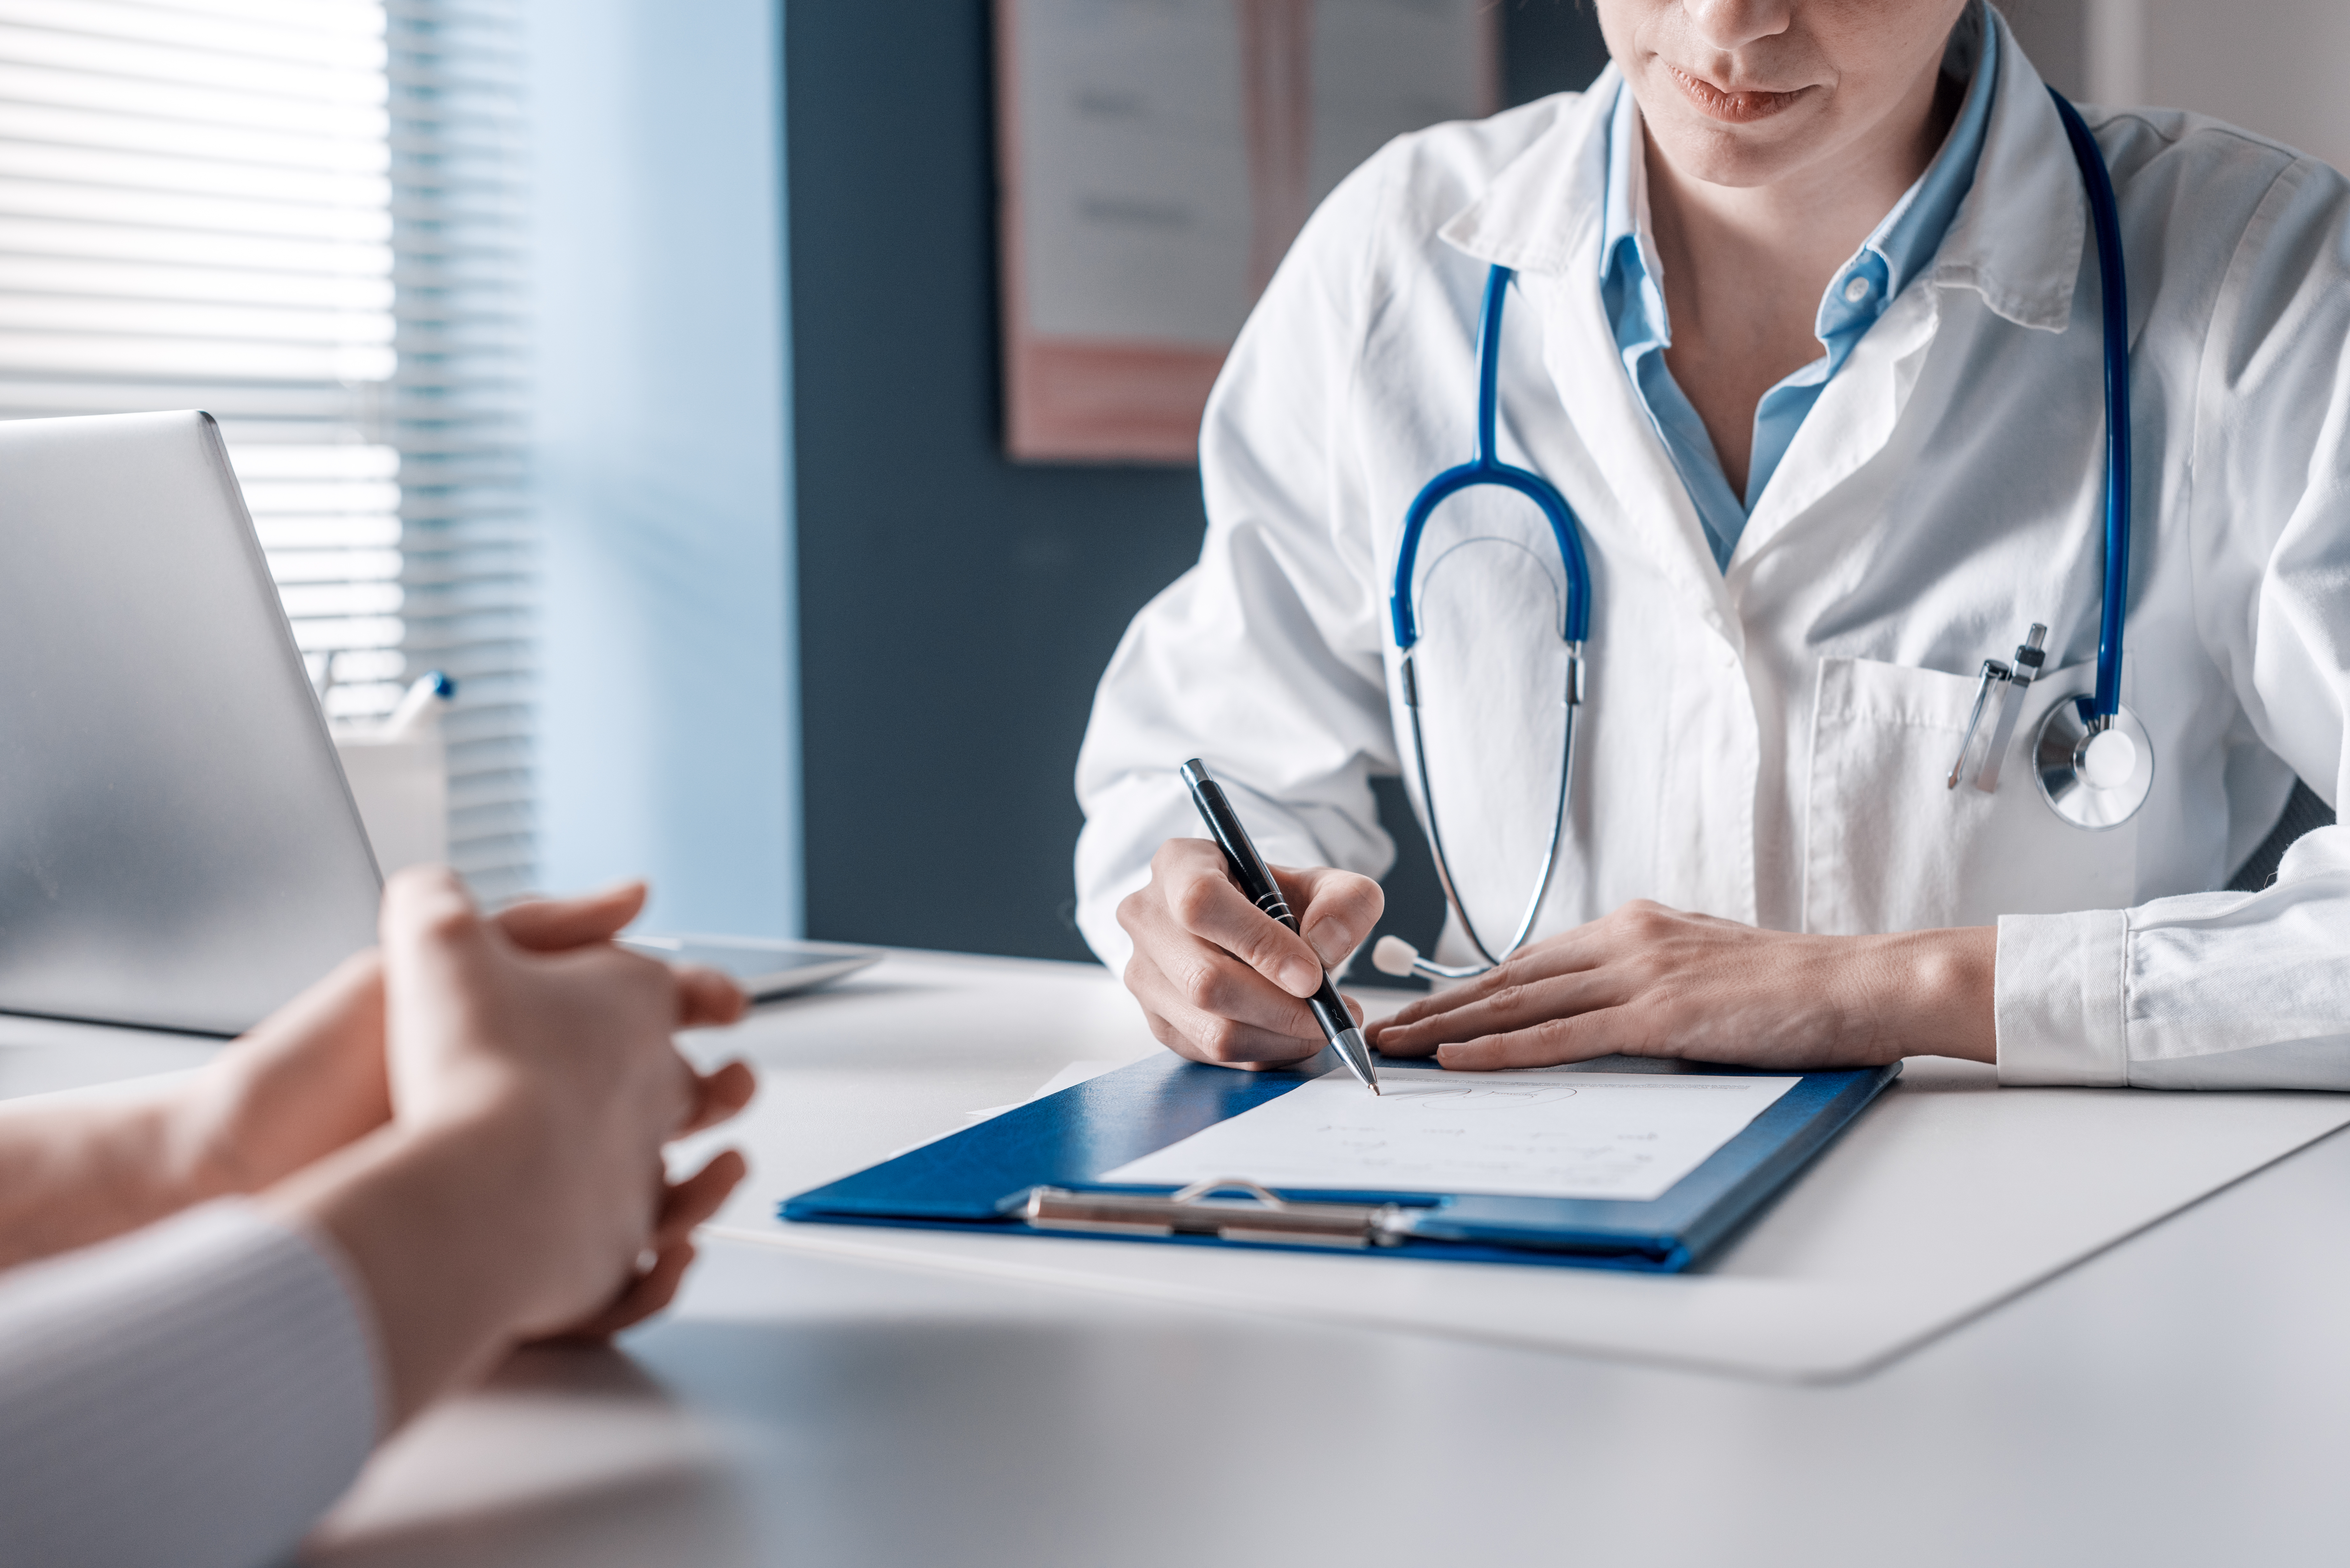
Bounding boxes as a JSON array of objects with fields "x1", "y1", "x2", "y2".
[
  {"x1": 1268, "y1": 863, "x2": 1383, "y2": 970},
  {"x1": 1367, "y1": 932, "x2": 1613, "y2": 1041},
  {"x1": 1126, "y1": 948, "x2": 1346, "y2": 1066},
  {"x1": 1367, "y1": 966, "x2": 1622, "y2": 1060},
  {"x1": 1129, "y1": 839, "x2": 1328, "y2": 996},
  {"x1": 1433, "y1": 1006, "x2": 1648, "y2": 1071},
  {"x1": 1144, "y1": 1005, "x2": 1329, "y2": 1069},
  {"x1": 1130, "y1": 939, "x2": 1341, "y2": 1052}
]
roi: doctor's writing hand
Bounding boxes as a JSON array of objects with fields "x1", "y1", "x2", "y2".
[
  {"x1": 1363, "y1": 901, "x2": 1995, "y2": 1071},
  {"x1": 1118, "y1": 836, "x2": 1382, "y2": 1068}
]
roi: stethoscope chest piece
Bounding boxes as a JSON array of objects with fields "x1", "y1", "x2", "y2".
[{"x1": 2034, "y1": 696, "x2": 2153, "y2": 829}]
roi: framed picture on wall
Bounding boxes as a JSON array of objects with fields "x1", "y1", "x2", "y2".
[{"x1": 995, "y1": 0, "x2": 1500, "y2": 464}]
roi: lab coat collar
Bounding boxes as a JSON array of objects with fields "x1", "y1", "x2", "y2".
[
  {"x1": 1438, "y1": 10, "x2": 2085, "y2": 333},
  {"x1": 1437, "y1": 65, "x2": 1616, "y2": 277},
  {"x1": 1924, "y1": 6, "x2": 2085, "y2": 333}
]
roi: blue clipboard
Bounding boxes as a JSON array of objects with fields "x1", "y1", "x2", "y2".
[{"x1": 781, "y1": 1053, "x2": 1900, "y2": 1272}]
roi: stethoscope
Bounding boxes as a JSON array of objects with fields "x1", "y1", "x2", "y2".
[{"x1": 1373, "y1": 90, "x2": 2152, "y2": 985}]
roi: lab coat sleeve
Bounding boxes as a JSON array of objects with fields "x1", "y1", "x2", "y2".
[
  {"x1": 1997, "y1": 149, "x2": 2350, "y2": 1089},
  {"x1": 1072, "y1": 149, "x2": 1410, "y2": 974}
]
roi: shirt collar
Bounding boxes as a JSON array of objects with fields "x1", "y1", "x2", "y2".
[
  {"x1": 1599, "y1": 85, "x2": 1669, "y2": 337},
  {"x1": 1857, "y1": 0, "x2": 1996, "y2": 305},
  {"x1": 1440, "y1": 2, "x2": 2085, "y2": 332}
]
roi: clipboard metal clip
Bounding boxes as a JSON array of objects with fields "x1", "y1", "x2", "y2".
[{"x1": 1020, "y1": 1177, "x2": 1409, "y2": 1249}]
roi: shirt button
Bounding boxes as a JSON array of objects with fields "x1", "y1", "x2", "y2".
[{"x1": 1842, "y1": 275, "x2": 1872, "y2": 304}]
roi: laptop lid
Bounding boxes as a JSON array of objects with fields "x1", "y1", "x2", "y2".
[{"x1": 0, "y1": 411, "x2": 383, "y2": 1035}]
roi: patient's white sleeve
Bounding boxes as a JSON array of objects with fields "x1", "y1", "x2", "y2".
[{"x1": 0, "y1": 1199, "x2": 381, "y2": 1568}]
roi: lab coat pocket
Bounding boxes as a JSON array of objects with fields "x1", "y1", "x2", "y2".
[{"x1": 1804, "y1": 657, "x2": 2137, "y2": 935}]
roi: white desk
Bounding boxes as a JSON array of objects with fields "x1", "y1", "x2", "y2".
[{"x1": 7, "y1": 950, "x2": 2347, "y2": 1568}]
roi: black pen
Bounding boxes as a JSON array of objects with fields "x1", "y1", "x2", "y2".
[{"x1": 1179, "y1": 759, "x2": 1381, "y2": 1095}]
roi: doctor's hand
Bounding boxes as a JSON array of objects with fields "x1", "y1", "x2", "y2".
[
  {"x1": 1363, "y1": 901, "x2": 1996, "y2": 1071},
  {"x1": 1118, "y1": 836, "x2": 1383, "y2": 1068}
]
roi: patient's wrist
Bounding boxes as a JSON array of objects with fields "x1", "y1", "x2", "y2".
[
  {"x1": 266, "y1": 1117, "x2": 550, "y2": 1428},
  {"x1": 165, "y1": 1064, "x2": 268, "y2": 1203}
]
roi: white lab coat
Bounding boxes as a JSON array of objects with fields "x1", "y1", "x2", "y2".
[{"x1": 1074, "y1": 15, "x2": 2350, "y2": 1090}]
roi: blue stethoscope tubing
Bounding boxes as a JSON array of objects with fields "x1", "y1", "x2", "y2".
[
  {"x1": 2048, "y1": 89, "x2": 2132, "y2": 726},
  {"x1": 1389, "y1": 89, "x2": 2139, "y2": 978},
  {"x1": 1390, "y1": 262, "x2": 1592, "y2": 974}
]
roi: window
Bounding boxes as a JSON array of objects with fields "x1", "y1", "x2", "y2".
[{"x1": 0, "y1": 0, "x2": 532, "y2": 900}]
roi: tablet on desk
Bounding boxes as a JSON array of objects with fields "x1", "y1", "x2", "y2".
[{"x1": 619, "y1": 935, "x2": 883, "y2": 1000}]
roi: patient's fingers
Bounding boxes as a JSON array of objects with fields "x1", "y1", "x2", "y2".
[
  {"x1": 491, "y1": 882, "x2": 649, "y2": 952},
  {"x1": 674, "y1": 964, "x2": 749, "y2": 1028},
  {"x1": 678, "y1": 1063, "x2": 757, "y2": 1136},
  {"x1": 542, "y1": 1243, "x2": 697, "y2": 1343},
  {"x1": 651, "y1": 1149, "x2": 747, "y2": 1250},
  {"x1": 537, "y1": 1150, "x2": 746, "y2": 1342}
]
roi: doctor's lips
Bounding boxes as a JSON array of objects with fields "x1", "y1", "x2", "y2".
[{"x1": 1664, "y1": 65, "x2": 1812, "y2": 123}]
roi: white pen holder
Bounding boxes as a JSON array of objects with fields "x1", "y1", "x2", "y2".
[{"x1": 334, "y1": 720, "x2": 449, "y2": 877}]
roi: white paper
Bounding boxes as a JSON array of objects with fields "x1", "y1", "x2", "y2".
[{"x1": 1100, "y1": 1067, "x2": 1801, "y2": 1202}]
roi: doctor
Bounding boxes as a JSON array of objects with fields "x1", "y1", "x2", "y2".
[{"x1": 1075, "y1": 0, "x2": 2350, "y2": 1089}]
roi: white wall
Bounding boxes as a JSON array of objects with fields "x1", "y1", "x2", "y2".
[
  {"x1": 527, "y1": 0, "x2": 800, "y2": 935},
  {"x1": 2039, "y1": 0, "x2": 2350, "y2": 171},
  {"x1": 2140, "y1": 0, "x2": 2350, "y2": 171},
  {"x1": 1998, "y1": 1, "x2": 2086, "y2": 97}
]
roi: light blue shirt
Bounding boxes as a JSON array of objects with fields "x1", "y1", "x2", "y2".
[{"x1": 1598, "y1": 7, "x2": 1999, "y2": 568}]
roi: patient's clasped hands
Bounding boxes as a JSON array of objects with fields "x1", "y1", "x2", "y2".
[
  {"x1": 263, "y1": 868, "x2": 757, "y2": 1423},
  {"x1": 0, "y1": 867, "x2": 757, "y2": 1432}
]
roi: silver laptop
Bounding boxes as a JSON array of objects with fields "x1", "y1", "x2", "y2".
[{"x1": 0, "y1": 411, "x2": 383, "y2": 1035}]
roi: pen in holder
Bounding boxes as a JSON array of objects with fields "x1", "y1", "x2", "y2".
[{"x1": 332, "y1": 671, "x2": 455, "y2": 877}]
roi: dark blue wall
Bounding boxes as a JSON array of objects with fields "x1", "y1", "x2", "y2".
[{"x1": 786, "y1": 3, "x2": 1607, "y2": 962}]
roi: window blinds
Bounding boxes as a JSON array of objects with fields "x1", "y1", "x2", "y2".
[
  {"x1": 384, "y1": 0, "x2": 531, "y2": 902},
  {"x1": 0, "y1": 0, "x2": 533, "y2": 901}
]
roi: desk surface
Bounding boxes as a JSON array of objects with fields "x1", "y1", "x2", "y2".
[{"x1": 6, "y1": 950, "x2": 2347, "y2": 1568}]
